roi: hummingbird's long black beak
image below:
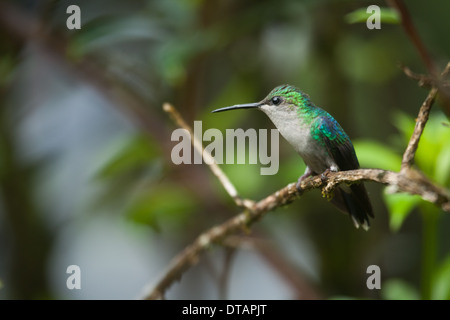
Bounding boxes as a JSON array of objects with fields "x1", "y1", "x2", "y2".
[{"x1": 211, "y1": 102, "x2": 260, "y2": 113}]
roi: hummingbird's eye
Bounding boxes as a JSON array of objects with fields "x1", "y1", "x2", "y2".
[{"x1": 271, "y1": 96, "x2": 282, "y2": 105}]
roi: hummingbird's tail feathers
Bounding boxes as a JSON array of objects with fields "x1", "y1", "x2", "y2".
[
  {"x1": 350, "y1": 215, "x2": 370, "y2": 231},
  {"x1": 331, "y1": 183, "x2": 373, "y2": 230}
]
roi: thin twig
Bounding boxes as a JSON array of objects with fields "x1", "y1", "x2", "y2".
[
  {"x1": 401, "y1": 64, "x2": 450, "y2": 90},
  {"x1": 400, "y1": 65, "x2": 434, "y2": 89},
  {"x1": 401, "y1": 87, "x2": 438, "y2": 170},
  {"x1": 401, "y1": 63, "x2": 450, "y2": 170},
  {"x1": 163, "y1": 103, "x2": 255, "y2": 209}
]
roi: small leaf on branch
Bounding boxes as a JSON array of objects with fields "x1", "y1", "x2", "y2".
[{"x1": 345, "y1": 7, "x2": 400, "y2": 24}]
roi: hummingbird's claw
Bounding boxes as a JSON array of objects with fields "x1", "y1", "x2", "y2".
[
  {"x1": 320, "y1": 168, "x2": 332, "y2": 182},
  {"x1": 296, "y1": 166, "x2": 313, "y2": 194},
  {"x1": 295, "y1": 180, "x2": 303, "y2": 194}
]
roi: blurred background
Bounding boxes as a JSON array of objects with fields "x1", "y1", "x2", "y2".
[{"x1": 0, "y1": 0, "x2": 449, "y2": 300}]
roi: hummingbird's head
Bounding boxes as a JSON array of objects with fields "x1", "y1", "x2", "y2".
[
  {"x1": 212, "y1": 84, "x2": 309, "y2": 120},
  {"x1": 260, "y1": 84, "x2": 309, "y2": 112}
]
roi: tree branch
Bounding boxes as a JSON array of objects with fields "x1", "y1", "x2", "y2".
[
  {"x1": 401, "y1": 87, "x2": 438, "y2": 170},
  {"x1": 141, "y1": 167, "x2": 450, "y2": 299}
]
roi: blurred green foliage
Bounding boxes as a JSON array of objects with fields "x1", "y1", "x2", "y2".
[
  {"x1": 355, "y1": 111, "x2": 450, "y2": 231},
  {"x1": 1, "y1": 0, "x2": 449, "y2": 300},
  {"x1": 432, "y1": 255, "x2": 450, "y2": 300},
  {"x1": 355, "y1": 111, "x2": 450, "y2": 299},
  {"x1": 381, "y1": 279, "x2": 420, "y2": 300},
  {"x1": 95, "y1": 134, "x2": 201, "y2": 231}
]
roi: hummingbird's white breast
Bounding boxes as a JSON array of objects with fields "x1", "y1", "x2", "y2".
[{"x1": 259, "y1": 104, "x2": 337, "y2": 174}]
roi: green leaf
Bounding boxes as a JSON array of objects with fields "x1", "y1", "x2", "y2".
[
  {"x1": 384, "y1": 191, "x2": 422, "y2": 231},
  {"x1": 345, "y1": 7, "x2": 400, "y2": 25},
  {"x1": 432, "y1": 255, "x2": 450, "y2": 300},
  {"x1": 379, "y1": 9, "x2": 401, "y2": 24},
  {"x1": 421, "y1": 115, "x2": 450, "y2": 185},
  {"x1": 392, "y1": 112, "x2": 415, "y2": 143},
  {"x1": 381, "y1": 279, "x2": 420, "y2": 300},
  {"x1": 353, "y1": 140, "x2": 402, "y2": 171},
  {"x1": 435, "y1": 144, "x2": 450, "y2": 186},
  {"x1": 394, "y1": 112, "x2": 450, "y2": 185}
]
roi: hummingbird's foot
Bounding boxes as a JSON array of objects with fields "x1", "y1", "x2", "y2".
[
  {"x1": 320, "y1": 165, "x2": 338, "y2": 182},
  {"x1": 295, "y1": 180, "x2": 303, "y2": 194},
  {"x1": 320, "y1": 167, "x2": 339, "y2": 200},
  {"x1": 320, "y1": 168, "x2": 332, "y2": 182},
  {"x1": 296, "y1": 166, "x2": 314, "y2": 193}
]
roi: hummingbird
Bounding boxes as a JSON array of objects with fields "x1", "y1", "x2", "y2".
[{"x1": 212, "y1": 84, "x2": 373, "y2": 230}]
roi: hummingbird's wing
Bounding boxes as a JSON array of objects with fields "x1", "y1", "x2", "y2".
[
  {"x1": 314, "y1": 115, "x2": 359, "y2": 171},
  {"x1": 314, "y1": 115, "x2": 374, "y2": 229}
]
